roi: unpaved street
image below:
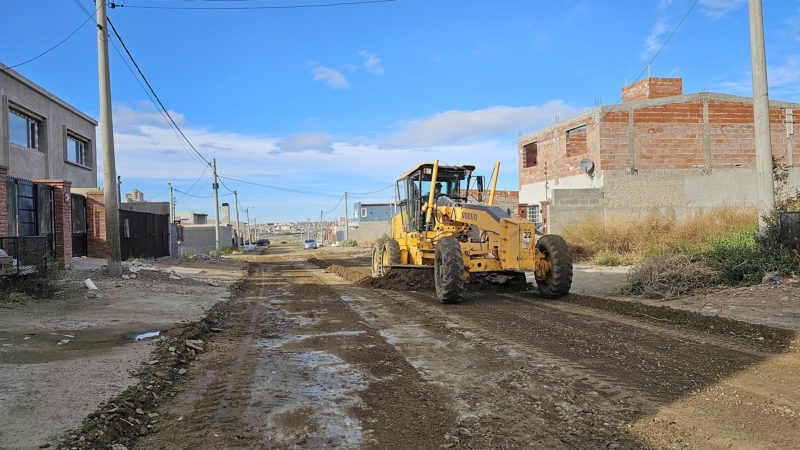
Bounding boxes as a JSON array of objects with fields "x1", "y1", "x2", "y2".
[{"x1": 72, "y1": 245, "x2": 800, "y2": 449}]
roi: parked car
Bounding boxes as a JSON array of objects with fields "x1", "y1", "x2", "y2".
[
  {"x1": 242, "y1": 243, "x2": 257, "y2": 252},
  {"x1": 256, "y1": 239, "x2": 270, "y2": 247},
  {"x1": 303, "y1": 239, "x2": 318, "y2": 249}
]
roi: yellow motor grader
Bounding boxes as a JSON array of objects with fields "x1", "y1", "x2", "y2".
[{"x1": 371, "y1": 160, "x2": 572, "y2": 303}]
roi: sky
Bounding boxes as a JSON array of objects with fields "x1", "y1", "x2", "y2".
[{"x1": 1, "y1": 0, "x2": 799, "y2": 223}]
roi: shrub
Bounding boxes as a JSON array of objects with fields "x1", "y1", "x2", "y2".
[
  {"x1": 220, "y1": 246, "x2": 234, "y2": 256},
  {"x1": 183, "y1": 252, "x2": 197, "y2": 260},
  {"x1": 340, "y1": 239, "x2": 358, "y2": 247},
  {"x1": 621, "y1": 251, "x2": 722, "y2": 299}
]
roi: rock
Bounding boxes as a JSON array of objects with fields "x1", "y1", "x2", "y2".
[
  {"x1": 57, "y1": 339, "x2": 70, "y2": 346},
  {"x1": 136, "y1": 408, "x2": 144, "y2": 415},
  {"x1": 184, "y1": 339, "x2": 204, "y2": 352},
  {"x1": 111, "y1": 445, "x2": 128, "y2": 450},
  {"x1": 178, "y1": 368, "x2": 187, "y2": 375},
  {"x1": 121, "y1": 274, "x2": 131, "y2": 280},
  {"x1": 208, "y1": 281, "x2": 220, "y2": 287},
  {"x1": 210, "y1": 327, "x2": 223, "y2": 333},
  {"x1": 168, "y1": 346, "x2": 176, "y2": 352},
  {"x1": 86, "y1": 291, "x2": 98, "y2": 299},
  {"x1": 169, "y1": 274, "x2": 183, "y2": 280},
  {"x1": 130, "y1": 273, "x2": 137, "y2": 279},
  {"x1": 148, "y1": 360, "x2": 159, "y2": 365}
]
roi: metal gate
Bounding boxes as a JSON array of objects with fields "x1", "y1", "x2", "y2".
[
  {"x1": 4, "y1": 178, "x2": 56, "y2": 257},
  {"x1": 71, "y1": 194, "x2": 87, "y2": 257},
  {"x1": 119, "y1": 209, "x2": 169, "y2": 260}
]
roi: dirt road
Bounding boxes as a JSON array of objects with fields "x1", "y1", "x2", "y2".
[{"x1": 105, "y1": 246, "x2": 800, "y2": 449}]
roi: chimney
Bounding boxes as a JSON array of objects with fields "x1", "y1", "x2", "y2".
[
  {"x1": 622, "y1": 77, "x2": 683, "y2": 103},
  {"x1": 221, "y1": 202, "x2": 231, "y2": 224}
]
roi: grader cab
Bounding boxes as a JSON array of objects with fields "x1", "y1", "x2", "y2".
[{"x1": 371, "y1": 160, "x2": 573, "y2": 303}]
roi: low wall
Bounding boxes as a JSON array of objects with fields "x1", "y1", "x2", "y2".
[
  {"x1": 178, "y1": 224, "x2": 234, "y2": 255},
  {"x1": 337, "y1": 221, "x2": 389, "y2": 245},
  {"x1": 547, "y1": 188, "x2": 604, "y2": 235}
]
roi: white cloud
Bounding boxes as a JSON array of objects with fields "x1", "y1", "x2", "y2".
[
  {"x1": 275, "y1": 132, "x2": 333, "y2": 153},
  {"x1": 382, "y1": 101, "x2": 582, "y2": 147},
  {"x1": 642, "y1": 18, "x2": 669, "y2": 59},
  {"x1": 311, "y1": 66, "x2": 349, "y2": 89},
  {"x1": 698, "y1": 0, "x2": 745, "y2": 19},
  {"x1": 717, "y1": 55, "x2": 800, "y2": 98},
  {"x1": 358, "y1": 50, "x2": 384, "y2": 75}
]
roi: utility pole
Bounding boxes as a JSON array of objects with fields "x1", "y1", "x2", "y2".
[
  {"x1": 344, "y1": 191, "x2": 349, "y2": 240},
  {"x1": 234, "y1": 191, "x2": 242, "y2": 248},
  {"x1": 254, "y1": 218, "x2": 258, "y2": 241},
  {"x1": 319, "y1": 210, "x2": 323, "y2": 244},
  {"x1": 245, "y1": 207, "x2": 251, "y2": 244},
  {"x1": 168, "y1": 182, "x2": 174, "y2": 223},
  {"x1": 748, "y1": 0, "x2": 776, "y2": 234},
  {"x1": 96, "y1": 0, "x2": 121, "y2": 276},
  {"x1": 212, "y1": 158, "x2": 221, "y2": 252}
]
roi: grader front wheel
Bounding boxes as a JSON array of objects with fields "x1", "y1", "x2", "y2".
[
  {"x1": 371, "y1": 238, "x2": 401, "y2": 277},
  {"x1": 434, "y1": 237, "x2": 465, "y2": 303},
  {"x1": 535, "y1": 234, "x2": 573, "y2": 298}
]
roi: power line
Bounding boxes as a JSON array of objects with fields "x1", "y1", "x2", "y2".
[
  {"x1": 104, "y1": 17, "x2": 213, "y2": 167},
  {"x1": 174, "y1": 187, "x2": 233, "y2": 199},
  {"x1": 111, "y1": 0, "x2": 396, "y2": 10},
  {"x1": 322, "y1": 194, "x2": 345, "y2": 214},
  {"x1": 217, "y1": 174, "x2": 342, "y2": 197},
  {"x1": 584, "y1": 0, "x2": 699, "y2": 137},
  {"x1": 348, "y1": 184, "x2": 393, "y2": 195},
  {"x1": 1, "y1": 3, "x2": 100, "y2": 71}
]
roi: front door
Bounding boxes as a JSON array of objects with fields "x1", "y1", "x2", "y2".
[{"x1": 71, "y1": 194, "x2": 87, "y2": 257}]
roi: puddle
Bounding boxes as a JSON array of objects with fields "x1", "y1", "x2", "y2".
[
  {"x1": 133, "y1": 331, "x2": 161, "y2": 341},
  {"x1": 261, "y1": 331, "x2": 367, "y2": 350},
  {"x1": 250, "y1": 350, "x2": 366, "y2": 448}
]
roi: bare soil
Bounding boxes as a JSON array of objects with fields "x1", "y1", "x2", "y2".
[{"x1": 48, "y1": 244, "x2": 800, "y2": 449}]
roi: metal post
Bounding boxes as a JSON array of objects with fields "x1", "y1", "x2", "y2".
[
  {"x1": 234, "y1": 191, "x2": 242, "y2": 249},
  {"x1": 168, "y1": 182, "x2": 174, "y2": 223},
  {"x1": 96, "y1": 0, "x2": 121, "y2": 276},
  {"x1": 748, "y1": 0, "x2": 776, "y2": 234},
  {"x1": 212, "y1": 158, "x2": 221, "y2": 252},
  {"x1": 344, "y1": 191, "x2": 349, "y2": 241},
  {"x1": 117, "y1": 175, "x2": 122, "y2": 206}
]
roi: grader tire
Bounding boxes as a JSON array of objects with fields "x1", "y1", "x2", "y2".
[
  {"x1": 376, "y1": 238, "x2": 401, "y2": 276},
  {"x1": 535, "y1": 234, "x2": 573, "y2": 299},
  {"x1": 434, "y1": 237, "x2": 465, "y2": 303}
]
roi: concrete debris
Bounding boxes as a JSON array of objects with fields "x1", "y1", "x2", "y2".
[
  {"x1": 178, "y1": 368, "x2": 187, "y2": 375},
  {"x1": 57, "y1": 339, "x2": 70, "y2": 346},
  {"x1": 184, "y1": 339, "x2": 204, "y2": 352},
  {"x1": 86, "y1": 291, "x2": 98, "y2": 299},
  {"x1": 208, "y1": 281, "x2": 220, "y2": 287},
  {"x1": 121, "y1": 274, "x2": 131, "y2": 280},
  {"x1": 111, "y1": 445, "x2": 128, "y2": 450},
  {"x1": 84, "y1": 279, "x2": 98, "y2": 290},
  {"x1": 169, "y1": 274, "x2": 183, "y2": 280}
]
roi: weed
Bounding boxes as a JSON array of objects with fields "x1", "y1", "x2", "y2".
[{"x1": 340, "y1": 239, "x2": 358, "y2": 248}]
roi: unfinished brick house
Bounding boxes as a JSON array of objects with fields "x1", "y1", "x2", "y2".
[{"x1": 518, "y1": 77, "x2": 798, "y2": 233}]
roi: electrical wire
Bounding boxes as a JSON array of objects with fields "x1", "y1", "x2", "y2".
[
  {"x1": 583, "y1": 0, "x2": 699, "y2": 137},
  {"x1": 322, "y1": 194, "x2": 345, "y2": 214},
  {"x1": 348, "y1": 184, "x2": 393, "y2": 195},
  {"x1": 1, "y1": 3, "x2": 101, "y2": 71},
  {"x1": 111, "y1": 0, "x2": 395, "y2": 10},
  {"x1": 217, "y1": 174, "x2": 341, "y2": 197},
  {"x1": 105, "y1": 17, "x2": 213, "y2": 167}
]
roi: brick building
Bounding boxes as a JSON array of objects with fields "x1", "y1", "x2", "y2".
[{"x1": 518, "y1": 77, "x2": 798, "y2": 233}]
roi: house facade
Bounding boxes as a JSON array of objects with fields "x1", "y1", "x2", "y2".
[
  {"x1": 518, "y1": 77, "x2": 798, "y2": 233},
  {"x1": 0, "y1": 64, "x2": 98, "y2": 262},
  {"x1": 354, "y1": 202, "x2": 395, "y2": 223}
]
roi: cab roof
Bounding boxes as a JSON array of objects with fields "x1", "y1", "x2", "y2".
[{"x1": 398, "y1": 163, "x2": 476, "y2": 180}]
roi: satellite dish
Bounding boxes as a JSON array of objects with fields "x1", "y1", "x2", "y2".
[{"x1": 579, "y1": 158, "x2": 595, "y2": 178}]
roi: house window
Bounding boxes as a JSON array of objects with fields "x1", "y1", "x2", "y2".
[
  {"x1": 566, "y1": 125, "x2": 587, "y2": 156},
  {"x1": 527, "y1": 204, "x2": 541, "y2": 226},
  {"x1": 361, "y1": 208, "x2": 367, "y2": 217},
  {"x1": 9, "y1": 108, "x2": 41, "y2": 150},
  {"x1": 523, "y1": 142, "x2": 538, "y2": 168},
  {"x1": 67, "y1": 135, "x2": 87, "y2": 165}
]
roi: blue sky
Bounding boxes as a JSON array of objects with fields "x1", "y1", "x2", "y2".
[{"x1": 2, "y1": 0, "x2": 799, "y2": 223}]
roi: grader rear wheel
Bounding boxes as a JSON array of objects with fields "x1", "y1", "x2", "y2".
[
  {"x1": 372, "y1": 238, "x2": 401, "y2": 277},
  {"x1": 434, "y1": 237, "x2": 465, "y2": 303},
  {"x1": 535, "y1": 234, "x2": 573, "y2": 298}
]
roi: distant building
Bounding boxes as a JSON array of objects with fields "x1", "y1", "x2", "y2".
[
  {"x1": 518, "y1": 77, "x2": 799, "y2": 233},
  {"x1": 175, "y1": 211, "x2": 208, "y2": 225},
  {"x1": 354, "y1": 202, "x2": 395, "y2": 223}
]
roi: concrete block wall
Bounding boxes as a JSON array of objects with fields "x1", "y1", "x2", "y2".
[
  {"x1": 178, "y1": 224, "x2": 234, "y2": 255},
  {"x1": 547, "y1": 188, "x2": 603, "y2": 234},
  {"x1": 0, "y1": 165, "x2": 7, "y2": 236}
]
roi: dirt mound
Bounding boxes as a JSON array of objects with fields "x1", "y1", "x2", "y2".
[{"x1": 362, "y1": 268, "x2": 436, "y2": 291}]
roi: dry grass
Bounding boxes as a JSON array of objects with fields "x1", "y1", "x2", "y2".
[{"x1": 561, "y1": 207, "x2": 757, "y2": 265}]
